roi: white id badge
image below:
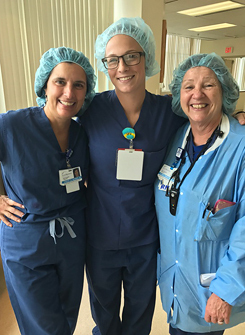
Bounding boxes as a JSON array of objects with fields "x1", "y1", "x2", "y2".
[
  {"x1": 116, "y1": 149, "x2": 144, "y2": 181},
  {"x1": 157, "y1": 164, "x2": 177, "y2": 191},
  {"x1": 59, "y1": 166, "x2": 82, "y2": 193}
]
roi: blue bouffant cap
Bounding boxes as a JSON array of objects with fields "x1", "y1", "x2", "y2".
[
  {"x1": 34, "y1": 47, "x2": 96, "y2": 116},
  {"x1": 95, "y1": 17, "x2": 160, "y2": 79},
  {"x1": 169, "y1": 52, "x2": 239, "y2": 118}
]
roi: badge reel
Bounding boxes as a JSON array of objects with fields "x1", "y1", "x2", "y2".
[{"x1": 116, "y1": 127, "x2": 144, "y2": 181}]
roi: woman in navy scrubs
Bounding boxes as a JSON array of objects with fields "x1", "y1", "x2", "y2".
[
  {"x1": 0, "y1": 47, "x2": 96, "y2": 335},
  {"x1": 79, "y1": 17, "x2": 186, "y2": 335}
]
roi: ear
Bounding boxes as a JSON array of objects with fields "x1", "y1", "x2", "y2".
[{"x1": 43, "y1": 88, "x2": 48, "y2": 105}]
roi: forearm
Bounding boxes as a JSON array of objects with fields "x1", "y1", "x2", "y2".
[{"x1": 0, "y1": 164, "x2": 6, "y2": 195}]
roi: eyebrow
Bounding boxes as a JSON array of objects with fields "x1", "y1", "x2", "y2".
[
  {"x1": 182, "y1": 76, "x2": 217, "y2": 83},
  {"x1": 105, "y1": 50, "x2": 141, "y2": 57},
  {"x1": 182, "y1": 78, "x2": 194, "y2": 83},
  {"x1": 53, "y1": 77, "x2": 86, "y2": 84}
]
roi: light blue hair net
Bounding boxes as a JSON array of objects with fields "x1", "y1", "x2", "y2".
[
  {"x1": 35, "y1": 47, "x2": 96, "y2": 116},
  {"x1": 169, "y1": 52, "x2": 239, "y2": 118},
  {"x1": 95, "y1": 17, "x2": 160, "y2": 79}
]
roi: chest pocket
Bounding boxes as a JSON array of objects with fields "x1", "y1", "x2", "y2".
[
  {"x1": 142, "y1": 146, "x2": 168, "y2": 184},
  {"x1": 194, "y1": 201, "x2": 238, "y2": 242}
]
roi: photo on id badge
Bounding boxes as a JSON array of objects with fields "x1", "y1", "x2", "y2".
[{"x1": 59, "y1": 166, "x2": 82, "y2": 193}]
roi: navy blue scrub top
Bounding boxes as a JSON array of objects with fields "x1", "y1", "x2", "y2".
[
  {"x1": 80, "y1": 90, "x2": 186, "y2": 250},
  {"x1": 0, "y1": 107, "x2": 89, "y2": 223}
]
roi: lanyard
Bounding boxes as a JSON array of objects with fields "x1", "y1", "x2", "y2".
[
  {"x1": 65, "y1": 149, "x2": 73, "y2": 168},
  {"x1": 167, "y1": 125, "x2": 221, "y2": 216}
]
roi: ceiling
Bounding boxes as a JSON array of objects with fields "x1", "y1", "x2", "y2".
[{"x1": 164, "y1": 0, "x2": 245, "y2": 40}]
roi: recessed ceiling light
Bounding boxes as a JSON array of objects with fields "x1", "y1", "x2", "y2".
[
  {"x1": 189, "y1": 23, "x2": 236, "y2": 32},
  {"x1": 178, "y1": 1, "x2": 244, "y2": 16}
]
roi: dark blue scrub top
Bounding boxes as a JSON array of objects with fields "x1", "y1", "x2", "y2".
[
  {"x1": 0, "y1": 107, "x2": 89, "y2": 223},
  {"x1": 80, "y1": 90, "x2": 186, "y2": 250}
]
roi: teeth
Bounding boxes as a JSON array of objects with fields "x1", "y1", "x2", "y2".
[
  {"x1": 192, "y1": 104, "x2": 207, "y2": 109},
  {"x1": 60, "y1": 101, "x2": 74, "y2": 106},
  {"x1": 119, "y1": 76, "x2": 133, "y2": 81}
]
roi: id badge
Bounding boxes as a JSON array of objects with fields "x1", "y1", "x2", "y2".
[
  {"x1": 116, "y1": 149, "x2": 144, "y2": 181},
  {"x1": 157, "y1": 164, "x2": 177, "y2": 191},
  {"x1": 59, "y1": 166, "x2": 82, "y2": 193}
]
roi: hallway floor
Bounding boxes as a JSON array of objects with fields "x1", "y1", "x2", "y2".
[{"x1": 0, "y1": 260, "x2": 244, "y2": 335}]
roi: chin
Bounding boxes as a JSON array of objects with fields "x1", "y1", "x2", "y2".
[{"x1": 58, "y1": 110, "x2": 75, "y2": 118}]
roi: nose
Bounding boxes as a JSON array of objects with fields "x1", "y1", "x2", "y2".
[
  {"x1": 192, "y1": 87, "x2": 204, "y2": 98},
  {"x1": 117, "y1": 57, "x2": 129, "y2": 72},
  {"x1": 63, "y1": 83, "x2": 74, "y2": 98}
]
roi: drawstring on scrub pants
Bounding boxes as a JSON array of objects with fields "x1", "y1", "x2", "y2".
[{"x1": 49, "y1": 217, "x2": 76, "y2": 244}]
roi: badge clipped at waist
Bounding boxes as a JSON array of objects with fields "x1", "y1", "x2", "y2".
[
  {"x1": 116, "y1": 127, "x2": 144, "y2": 181},
  {"x1": 59, "y1": 166, "x2": 82, "y2": 193}
]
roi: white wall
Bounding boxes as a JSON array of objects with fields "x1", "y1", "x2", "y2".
[{"x1": 114, "y1": 0, "x2": 142, "y2": 20}]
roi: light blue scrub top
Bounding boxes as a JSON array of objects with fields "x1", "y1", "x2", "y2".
[{"x1": 155, "y1": 114, "x2": 245, "y2": 333}]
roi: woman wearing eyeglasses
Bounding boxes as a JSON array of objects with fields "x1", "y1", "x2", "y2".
[
  {"x1": 1, "y1": 18, "x2": 245, "y2": 335},
  {"x1": 79, "y1": 17, "x2": 186, "y2": 335}
]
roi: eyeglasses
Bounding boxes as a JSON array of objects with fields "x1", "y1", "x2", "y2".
[{"x1": 102, "y1": 52, "x2": 145, "y2": 70}]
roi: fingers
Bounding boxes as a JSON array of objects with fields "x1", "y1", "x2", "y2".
[
  {"x1": 4, "y1": 197, "x2": 24, "y2": 210},
  {"x1": 0, "y1": 195, "x2": 24, "y2": 226},
  {"x1": 223, "y1": 309, "x2": 231, "y2": 324},
  {"x1": 6, "y1": 204, "x2": 24, "y2": 219},
  {"x1": 236, "y1": 112, "x2": 245, "y2": 125},
  {"x1": 204, "y1": 313, "x2": 219, "y2": 324},
  {"x1": 205, "y1": 293, "x2": 232, "y2": 325},
  {"x1": 0, "y1": 214, "x2": 13, "y2": 227}
]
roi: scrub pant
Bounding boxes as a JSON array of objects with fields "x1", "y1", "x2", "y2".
[
  {"x1": 0, "y1": 211, "x2": 86, "y2": 335},
  {"x1": 86, "y1": 240, "x2": 159, "y2": 335},
  {"x1": 169, "y1": 325, "x2": 225, "y2": 335}
]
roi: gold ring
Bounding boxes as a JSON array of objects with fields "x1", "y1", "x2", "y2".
[{"x1": 218, "y1": 320, "x2": 224, "y2": 325}]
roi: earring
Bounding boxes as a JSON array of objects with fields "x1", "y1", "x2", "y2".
[{"x1": 45, "y1": 94, "x2": 48, "y2": 105}]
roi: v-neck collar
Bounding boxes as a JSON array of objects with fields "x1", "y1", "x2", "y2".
[
  {"x1": 38, "y1": 107, "x2": 80, "y2": 153},
  {"x1": 110, "y1": 90, "x2": 149, "y2": 130}
]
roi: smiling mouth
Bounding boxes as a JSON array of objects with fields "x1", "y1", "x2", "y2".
[
  {"x1": 191, "y1": 104, "x2": 208, "y2": 109},
  {"x1": 118, "y1": 76, "x2": 134, "y2": 81},
  {"x1": 59, "y1": 100, "x2": 75, "y2": 106}
]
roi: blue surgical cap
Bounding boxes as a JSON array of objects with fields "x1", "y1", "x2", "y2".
[
  {"x1": 95, "y1": 17, "x2": 160, "y2": 79},
  {"x1": 169, "y1": 52, "x2": 240, "y2": 118},
  {"x1": 35, "y1": 47, "x2": 96, "y2": 116}
]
